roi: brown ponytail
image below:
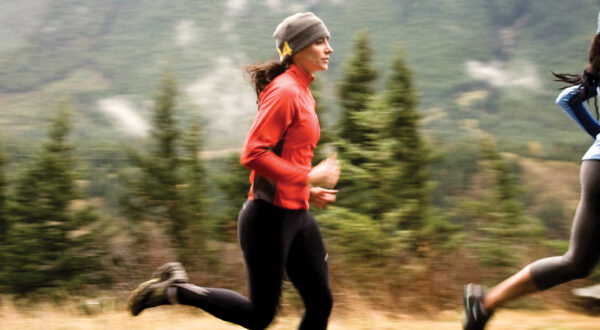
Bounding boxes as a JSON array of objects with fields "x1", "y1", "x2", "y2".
[
  {"x1": 553, "y1": 34, "x2": 600, "y2": 118},
  {"x1": 588, "y1": 34, "x2": 600, "y2": 74},
  {"x1": 244, "y1": 57, "x2": 293, "y2": 102}
]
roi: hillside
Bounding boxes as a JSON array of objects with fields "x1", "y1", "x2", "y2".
[{"x1": 1, "y1": 0, "x2": 599, "y2": 157}]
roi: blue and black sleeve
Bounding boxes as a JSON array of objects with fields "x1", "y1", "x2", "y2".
[{"x1": 556, "y1": 84, "x2": 600, "y2": 138}]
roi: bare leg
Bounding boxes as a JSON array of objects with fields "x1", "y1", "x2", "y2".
[
  {"x1": 485, "y1": 161, "x2": 600, "y2": 312},
  {"x1": 482, "y1": 265, "x2": 539, "y2": 312}
]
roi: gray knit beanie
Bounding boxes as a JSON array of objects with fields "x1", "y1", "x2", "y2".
[{"x1": 273, "y1": 12, "x2": 330, "y2": 62}]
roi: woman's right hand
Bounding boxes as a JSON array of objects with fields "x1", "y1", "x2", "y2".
[{"x1": 307, "y1": 153, "x2": 340, "y2": 189}]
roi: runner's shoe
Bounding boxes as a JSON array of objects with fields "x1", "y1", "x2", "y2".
[
  {"x1": 152, "y1": 262, "x2": 189, "y2": 283},
  {"x1": 462, "y1": 283, "x2": 492, "y2": 330},
  {"x1": 127, "y1": 262, "x2": 189, "y2": 316}
]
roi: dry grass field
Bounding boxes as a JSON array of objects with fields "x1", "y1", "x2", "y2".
[{"x1": 1, "y1": 301, "x2": 599, "y2": 330}]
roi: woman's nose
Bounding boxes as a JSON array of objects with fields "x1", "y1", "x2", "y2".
[{"x1": 325, "y1": 41, "x2": 333, "y2": 53}]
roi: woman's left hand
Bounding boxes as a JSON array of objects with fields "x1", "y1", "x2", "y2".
[{"x1": 309, "y1": 187, "x2": 338, "y2": 209}]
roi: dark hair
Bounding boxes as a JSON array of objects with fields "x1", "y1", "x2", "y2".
[
  {"x1": 552, "y1": 34, "x2": 600, "y2": 118},
  {"x1": 244, "y1": 57, "x2": 293, "y2": 102}
]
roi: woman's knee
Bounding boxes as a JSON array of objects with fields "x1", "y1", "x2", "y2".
[
  {"x1": 568, "y1": 259, "x2": 596, "y2": 279},
  {"x1": 561, "y1": 250, "x2": 598, "y2": 280},
  {"x1": 322, "y1": 290, "x2": 333, "y2": 312},
  {"x1": 308, "y1": 288, "x2": 333, "y2": 317},
  {"x1": 247, "y1": 310, "x2": 276, "y2": 330}
]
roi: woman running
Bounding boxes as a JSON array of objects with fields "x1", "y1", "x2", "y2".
[
  {"x1": 127, "y1": 12, "x2": 340, "y2": 330},
  {"x1": 463, "y1": 11, "x2": 600, "y2": 330}
]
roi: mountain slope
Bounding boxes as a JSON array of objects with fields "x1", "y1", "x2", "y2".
[{"x1": 0, "y1": 0, "x2": 598, "y2": 157}]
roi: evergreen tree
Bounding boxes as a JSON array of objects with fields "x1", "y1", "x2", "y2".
[
  {"x1": 381, "y1": 48, "x2": 433, "y2": 232},
  {"x1": 335, "y1": 32, "x2": 380, "y2": 215},
  {"x1": 2, "y1": 102, "x2": 108, "y2": 294},
  {"x1": 338, "y1": 32, "x2": 378, "y2": 149},
  {"x1": 126, "y1": 72, "x2": 183, "y2": 247},
  {"x1": 0, "y1": 139, "x2": 7, "y2": 285},
  {"x1": 462, "y1": 139, "x2": 543, "y2": 277},
  {"x1": 179, "y1": 118, "x2": 208, "y2": 262},
  {"x1": 0, "y1": 140, "x2": 6, "y2": 245},
  {"x1": 123, "y1": 72, "x2": 207, "y2": 262},
  {"x1": 214, "y1": 153, "x2": 251, "y2": 241},
  {"x1": 335, "y1": 43, "x2": 435, "y2": 232},
  {"x1": 336, "y1": 97, "x2": 392, "y2": 218},
  {"x1": 334, "y1": 43, "x2": 448, "y2": 255},
  {"x1": 311, "y1": 78, "x2": 332, "y2": 163}
]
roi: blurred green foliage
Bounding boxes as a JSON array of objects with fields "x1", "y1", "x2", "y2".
[
  {"x1": 211, "y1": 153, "x2": 251, "y2": 241},
  {"x1": 334, "y1": 36, "x2": 442, "y2": 256},
  {"x1": 459, "y1": 139, "x2": 545, "y2": 280},
  {"x1": 338, "y1": 32, "x2": 378, "y2": 147},
  {"x1": 317, "y1": 206, "x2": 394, "y2": 267},
  {"x1": 0, "y1": 102, "x2": 110, "y2": 296},
  {"x1": 119, "y1": 73, "x2": 208, "y2": 266},
  {"x1": 0, "y1": 140, "x2": 6, "y2": 245}
]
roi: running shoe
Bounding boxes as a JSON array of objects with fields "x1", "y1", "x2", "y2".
[
  {"x1": 127, "y1": 262, "x2": 189, "y2": 316},
  {"x1": 573, "y1": 283, "x2": 600, "y2": 299},
  {"x1": 462, "y1": 283, "x2": 492, "y2": 330}
]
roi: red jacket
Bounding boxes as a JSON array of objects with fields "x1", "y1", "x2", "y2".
[{"x1": 240, "y1": 64, "x2": 320, "y2": 209}]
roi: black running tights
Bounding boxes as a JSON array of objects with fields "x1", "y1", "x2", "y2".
[
  {"x1": 174, "y1": 199, "x2": 332, "y2": 330},
  {"x1": 530, "y1": 160, "x2": 600, "y2": 290}
]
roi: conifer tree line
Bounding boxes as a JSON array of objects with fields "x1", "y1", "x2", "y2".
[
  {"x1": 0, "y1": 103, "x2": 109, "y2": 295},
  {"x1": 0, "y1": 33, "x2": 551, "y2": 306}
]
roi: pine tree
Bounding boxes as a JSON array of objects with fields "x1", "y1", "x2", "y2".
[
  {"x1": 215, "y1": 153, "x2": 251, "y2": 241},
  {"x1": 124, "y1": 72, "x2": 207, "y2": 262},
  {"x1": 0, "y1": 140, "x2": 6, "y2": 245},
  {"x1": 137, "y1": 73, "x2": 184, "y2": 236},
  {"x1": 311, "y1": 78, "x2": 332, "y2": 163},
  {"x1": 338, "y1": 32, "x2": 378, "y2": 149},
  {"x1": 0, "y1": 139, "x2": 7, "y2": 285},
  {"x1": 335, "y1": 32, "x2": 380, "y2": 215},
  {"x1": 179, "y1": 118, "x2": 208, "y2": 262},
  {"x1": 2, "y1": 102, "x2": 108, "y2": 294},
  {"x1": 382, "y1": 48, "x2": 433, "y2": 231},
  {"x1": 462, "y1": 139, "x2": 543, "y2": 276},
  {"x1": 336, "y1": 97, "x2": 392, "y2": 218}
]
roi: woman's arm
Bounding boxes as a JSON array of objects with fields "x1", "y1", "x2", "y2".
[
  {"x1": 555, "y1": 84, "x2": 600, "y2": 138},
  {"x1": 240, "y1": 86, "x2": 310, "y2": 184}
]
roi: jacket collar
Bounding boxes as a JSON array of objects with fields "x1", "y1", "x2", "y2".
[{"x1": 287, "y1": 64, "x2": 314, "y2": 88}]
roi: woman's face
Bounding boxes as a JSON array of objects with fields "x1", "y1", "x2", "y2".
[{"x1": 292, "y1": 37, "x2": 333, "y2": 75}]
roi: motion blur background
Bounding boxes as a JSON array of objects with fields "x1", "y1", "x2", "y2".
[{"x1": 1, "y1": 0, "x2": 599, "y2": 324}]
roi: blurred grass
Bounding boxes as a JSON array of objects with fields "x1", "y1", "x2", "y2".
[{"x1": 2, "y1": 299, "x2": 600, "y2": 330}]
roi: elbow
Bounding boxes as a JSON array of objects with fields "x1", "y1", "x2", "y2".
[
  {"x1": 556, "y1": 85, "x2": 581, "y2": 107},
  {"x1": 240, "y1": 152, "x2": 252, "y2": 168},
  {"x1": 240, "y1": 158, "x2": 252, "y2": 169},
  {"x1": 556, "y1": 93, "x2": 576, "y2": 110},
  {"x1": 239, "y1": 142, "x2": 254, "y2": 168},
  {"x1": 240, "y1": 147, "x2": 263, "y2": 169},
  {"x1": 555, "y1": 93, "x2": 570, "y2": 107}
]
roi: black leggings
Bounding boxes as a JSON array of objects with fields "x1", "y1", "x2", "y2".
[
  {"x1": 174, "y1": 199, "x2": 333, "y2": 330},
  {"x1": 530, "y1": 160, "x2": 600, "y2": 290}
]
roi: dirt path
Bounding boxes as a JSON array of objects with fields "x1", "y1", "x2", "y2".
[{"x1": 1, "y1": 305, "x2": 599, "y2": 330}]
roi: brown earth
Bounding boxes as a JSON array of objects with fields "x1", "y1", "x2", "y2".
[{"x1": 1, "y1": 302, "x2": 599, "y2": 330}]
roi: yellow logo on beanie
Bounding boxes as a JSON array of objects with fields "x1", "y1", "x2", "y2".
[{"x1": 277, "y1": 41, "x2": 293, "y2": 61}]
